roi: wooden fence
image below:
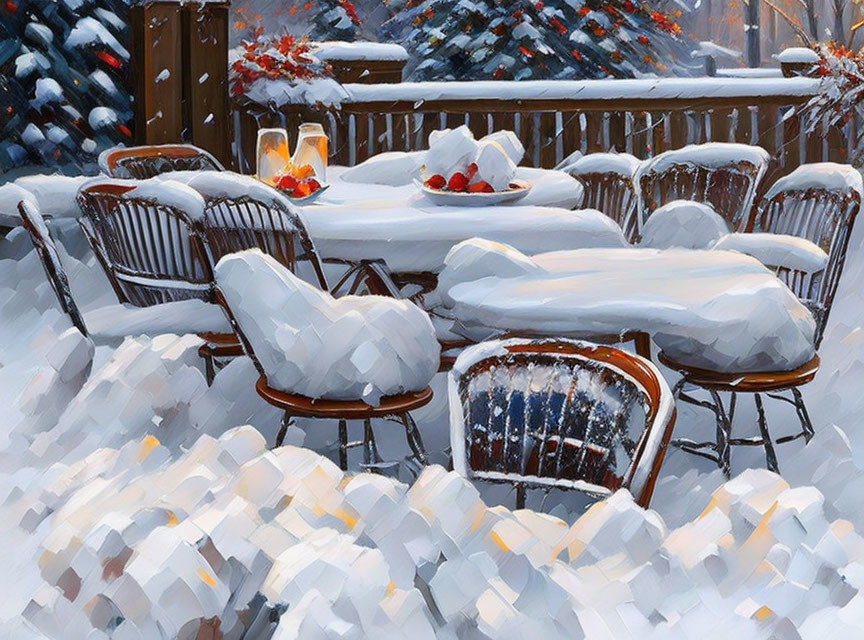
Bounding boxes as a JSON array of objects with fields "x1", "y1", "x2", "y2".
[{"x1": 232, "y1": 77, "x2": 849, "y2": 174}]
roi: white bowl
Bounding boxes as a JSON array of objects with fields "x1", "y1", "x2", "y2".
[{"x1": 414, "y1": 179, "x2": 531, "y2": 207}]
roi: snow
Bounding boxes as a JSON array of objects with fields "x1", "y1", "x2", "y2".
[
  {"x1": 243, "y1": 77, "x2": 349, "y2": 108},
  {"x1": 0, "y1": 184, "x2": 39, "y2": 227},
  {"x1": 312, "y1": 41, "x2": 410, "y2": 62},
  {"x1": 473, "y1": 141, "x2": 517, "y2": 191},
  {"x1": 30, "y1": 78, "x2": 64, "y2": 110},
  {"x1": 214, "y1": 250, "x2": 439, "y2": 404},
  {"x1": 340, "y1": 151, "x2": 426, "y2": 186},
  {"x1": 765, "y1": 162, "x2": 864, "y2": 201},
  {"x1": 423, "y1": 126, "x2": 480, "y2": 178},
  {"x1": 176, "y1": 171, "x2": 295, "y2": 211},
  {"x1": 713, "y1": 233, "x2": 829, "y2": 273},
  {"x1": 13, "y1": 175, "x2": 91, "y2": 218},
  {"x1": 564, "y1": 152, "x2": 642, "y2": 177},
  {"x1": 440, "y1": 241, "x2": 816, "y2": 372},
  {"x1": 777, "y1": 47, "x2": 821, "y2": 64},
  {"x1": 5, "y1": 173, "x2": 864, "y2": 637},
  {"x1": 83, "y1": 300, "x2": 231, "y2": 339},
  {"x1": 479, "y1": 130, "x2": 524, "y2": 165},
  {"x1": 64, "y1": 17, "x2": 129, "y2": 60},
  {"x1": 87, "y1": 106, "x2": 117, "y2": 130},
  {"x1": 638, "y1": 142, "x2": 771, "y2": 177},
  {"x1": 639, "y1": 200, "x2": 729, "y2": 250},
  {"x1": 127, "y1": 179, "x2": 207, "y2": 222}
]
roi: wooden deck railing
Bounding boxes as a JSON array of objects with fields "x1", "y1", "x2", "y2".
[{"x1": 232, "y1": 76, "x2": 849, "y2": 174}]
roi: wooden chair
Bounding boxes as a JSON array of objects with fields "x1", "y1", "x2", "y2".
[
  {"x1": 77, "y1": 182, "x2": 214, "y2": 306},
  {"x1": 214, "y1": 289, "x2": 433, "y2": 471},
  {"x1": 565, "y1": 153, "x2": 642, "y2": 242},
  {"x1": 100, "y1": 144, "x2": 224, "y2": 179},
  {"x1": 18, "y1": 200, "x2": 89, "y2": 337},
  {"x1": 665, "y1": 164, "x2": 862, "y2": 478},
  {"x1": 191, "y1": 178, "x2": 405, "y2": 382},
  {"x1": 637, "y1": 143, "x2": 770, "y2": 233},
  {"x1": 449, "y1": 338, "x2": 676, "y2": 509},
  {"x1": 752, "y1": 163, "x2": 862, "y2": 348}
]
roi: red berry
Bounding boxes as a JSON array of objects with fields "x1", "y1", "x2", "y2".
[
  {"x1": 448, "y1": 172, "x2": 469, "y2": 192},
  {"x1": 425, "y1": 174, "x2": 446, "y2": 189},
  {"x1": 466, "y1": 162, "x2": 478, "y2": 180},
  {"x1": 293, "y1": 182, "x2": 312, "y2": 197},
  {"x1": 468, "y1": 180, "x2": 495, "y2": 193},
  {"x1": 306, "y1": 178, "x2": 321, "y2": 193},
  {"x1": 276, "y1": 174, "x2": 298, "y2": 190}
]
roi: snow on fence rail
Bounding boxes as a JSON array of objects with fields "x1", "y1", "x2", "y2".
[{"x1": 232, "y1": 76, "x2": 851, "y2": 173}]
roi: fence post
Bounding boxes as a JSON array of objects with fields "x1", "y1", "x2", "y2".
[{"x1": 130, "y1": 1, "x2": 230, "y2": 167}]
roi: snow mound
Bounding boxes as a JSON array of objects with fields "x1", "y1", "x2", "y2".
[
  {"x1": 776, "y1": 47, "x2": 821, "y2": 64},
  {"x1": 183, "y1": 171, "x2": 295, "y2": 210},
  {"x1": 424, "y1": 126, "x2": 480, "y2": 179},
  {"x1": 565, "y1": 152, "x2": 642, "y2": 178},
  {"x1": 127, "y1": 179, "x2": 207, "y2": 221},
  {"x1": 473, "y1": 141, "x2": 517, "y2": 191},
  {"x1": 764, "y1": 162, "x2": 864, "y2": 201},
  {"x1": 480, "y1": 130, "x2": 524, "y2": 166},
  {"x1": 713, "y1": 233, "x2": 829, "y2": 273},
  {"x1": 0, "y1": 184, "x2": 39, "y2": 226},
  {"x1": 639, "y1": 142, "x2": 770, "y2": 177},
  {"x1": 640, "y1": 200, "x2": 729, "y2": 249},
  {"x1": 215, "y1": 250, "x2": 439, "y2": 404},
  {"x1": 340, "y1": 151, "x2": 426, "y2": 186},
  {"x1": 312, "y1": 41, "x2": 409, "y2": 62},
  {"x1": 13, "y1": 175, "x2": 92, "y2": 218}
]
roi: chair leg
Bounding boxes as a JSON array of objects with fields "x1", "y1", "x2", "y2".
[
  {"x1": 754, "y1": 393, "x2": 780, "y2": 473},
  {"x1": 338, "y1": 419, "x2": 349, "y2": 471},
  {"x1": 400, "y1": 413, "x2": 429, "y2": 465},
  {"x1": 362, "y1": 418, "x2": 383, "y2": 468},
  {"x1": 275, "y1": 412, "x2": 292, "y2": 448},
  {"x1": 515, "y1": 483, "x2": 526, "y2": 510},
  {"x1": 202, "y1": 352, "x2": 215, "y2": 386},
  {"x1": 792, "y1": 387, "x2": 815, "y2": 443},
  {"x1": 709, "y1": 390, "x2": 732, "y2": 479}
]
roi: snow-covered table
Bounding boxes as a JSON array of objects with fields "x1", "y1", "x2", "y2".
[
  {"x1": 299, "y1": 165, "x2": 622, "y2": 273},
  {"x1": 441, "y1": 246, "x2": 817, "y2": 373}
]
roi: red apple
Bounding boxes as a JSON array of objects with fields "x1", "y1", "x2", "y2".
[
  {"x1": 448, "y1": 172, "x2": 469, "y2": 192},
  {"x1": 425, "y1": 174, "x2": 446, "y2": 189},
  {"x1": 468, "y1": 180, "x2": 495, "y2": 193}
]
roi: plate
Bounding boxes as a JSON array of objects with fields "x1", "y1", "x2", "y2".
[
  {"x1": 284, "y1": 183, "x2": 330, "y2": 204},
  {"x1": 414, "y1": 179, "x2": 531, "y2": 207}
]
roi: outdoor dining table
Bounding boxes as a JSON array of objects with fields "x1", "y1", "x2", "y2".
[
  {"x1": 298, "y1": 165, "x2": 624, "y2": 274},
  {"x1": 439, "y1": 246, "x2": 818, "y2": 374}
]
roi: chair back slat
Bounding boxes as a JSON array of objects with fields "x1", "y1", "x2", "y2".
[
  {"x1": 450, "y1": 339, "x2": 675, "y2": 507},
  {"x1": 77, "y1": 184, "x2": 213, "y2": 307},
  {"x1": 200, "y1": 195, "x2": 329, "y2": 292},
  {"x1": 756, "y1": 178, "x2": 861, "y2": 347},
  {"x1": 574, "y1": 173, "x2": 639, "y2": 242},
  {"x1": 102, "y1": 145, "x2": 223, "y2": 179},
  {"x1": 638, "y1": 144, "x2": 769, "y2": 233},
  {"x1": 18, "y1": 201, "x2": 89, "y2": 337}
]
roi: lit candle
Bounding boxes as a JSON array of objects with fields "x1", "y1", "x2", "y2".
[
  {"x1": 292, "y1": 123, "x2": 328, "y2": 182},
  {"x1": 256, "y1": 128, "x2": 291, "y2": 185}
]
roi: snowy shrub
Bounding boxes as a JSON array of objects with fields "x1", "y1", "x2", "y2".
[{"x1": 230, "y1": 33, "x2": 333, "y2": 98}]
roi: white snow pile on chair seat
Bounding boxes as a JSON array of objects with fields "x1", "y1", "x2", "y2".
[
  {"x1": 714, "y1": 233, "x2": 829, "y2": 273},
  {"x1": 0, "y1": 175, "x2": 92, "y2": 224},
  {"x1": 84, "y1": 299, "x2": 231, "y2": 338},
  {"x1": 764, "y1": 162, "x2": 864, "y2": 201},
  {"x1": 640, "y1": 200, "x2": 730, "y2": 250},
  {"x1": 638, "y1": 142, "x2": 771, "y2": 177},
  {"x1": 126, "y1": 178, "x2": 207, "y2": 221},
  {"x1": 7, "y1": 424, "x2": 864, "y2": 640},
  {"x1": 565, "y1": 152, "x2": 642, "y2": 178},
  {"x1": 215, "y1": 250, "x2": 439, "y2": 404}
]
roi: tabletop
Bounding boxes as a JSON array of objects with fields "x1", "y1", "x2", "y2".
[
  {"x1": 441, "y1": 246, "x2": 816, "y2": 374},
  {"x1": 298, "y1": 165, "x2": 626, "y2": 273}
]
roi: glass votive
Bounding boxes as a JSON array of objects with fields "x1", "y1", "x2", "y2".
[
  {"x1": 256, "y1": 128, "x2": 291, "y2": 185},
  {"x1": 292, "y1": 122, "x2": 328, "y2": 182}
]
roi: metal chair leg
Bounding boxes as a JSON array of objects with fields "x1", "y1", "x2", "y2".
[
  {"x1": 400, "y1": 413, "x2": 429, "y2": 465},
  {"x1": 515, "y1": 483, "x2": 526, "y2": 510},
  {"x1": 362, "y1": 418, "x2": 383, "y2": 467},
  {"x1": 792, "y1": 387, "x2": 815, "y2": 442},
  {"x1": 202, "y1": 352, "x2": 215, "y2": 386},
  {"x1": 275, "y1": 412, "x2": 292, "y2": 448},
  {"x1": 708, "y1": 390, "x2": 732, "y2": 478},
  {"x1": 754, "y1": 393, "x2": 780, "y2": 473},
  {"x1": 338, "y1": 419, "x2": 349, "y2": 470}
]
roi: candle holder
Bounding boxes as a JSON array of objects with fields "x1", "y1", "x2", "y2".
[
  {"x1": 256, "y1": 128, "x2": 291, "y2": 185},
  {"x1": 292, "y1": 123, "x2": 328, "y2": 182}
]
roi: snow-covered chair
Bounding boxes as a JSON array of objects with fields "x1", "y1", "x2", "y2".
[
  {"x1": 565, "y1": 153, "x2": 642, "y2": 242},
  {"x1": 637, "y1": 143, "x2": 770, "y2": 233},
  {"x1": 449, "y1": 338, "x2": 676, "y2": 509},
  {"x1": 18, "y1": 199, "x2": 231, "y2": 343},
  {"x1": 100, "y1": 144, "x2": 224, "y2": 179},
  {"x1": 214, "y1": 250, "x2": 439, "y2": 470},
  {"x1": 752, "y1": 162, "x2": 862, "y2": 348},
  {"x1": 76, "y1": 180, "x2": 214, "y2": 306}
]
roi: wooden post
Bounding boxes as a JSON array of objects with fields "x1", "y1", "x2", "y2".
[{"x1": 130, "y1": 1, "x2": 230, "y2": 167}]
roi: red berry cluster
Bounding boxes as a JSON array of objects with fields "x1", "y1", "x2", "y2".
[
  {"x1": 230, "y1": 34, "x2": 331, "y2": 97},
  {"x1": 424, "y1": 163, "x2": 497, "y2": 193},
  {"x1": 275, "y1": 174, "x2": 323, "y2": 198}
]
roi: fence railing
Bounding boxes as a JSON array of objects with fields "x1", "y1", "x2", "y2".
[{"x1": 232, "y1": 76, "x2": 849, "y2": 174}]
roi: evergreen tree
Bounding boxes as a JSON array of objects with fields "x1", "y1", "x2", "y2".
[
  {"x1": 310, "y1": 0, "x2": 363, "y2": 41},
  {"x1": 382, "y1": 0, "x2": 696, "y2": 81},
  {"x1": 0, "y1": 0, "x2": 131, "y2": 173}
]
